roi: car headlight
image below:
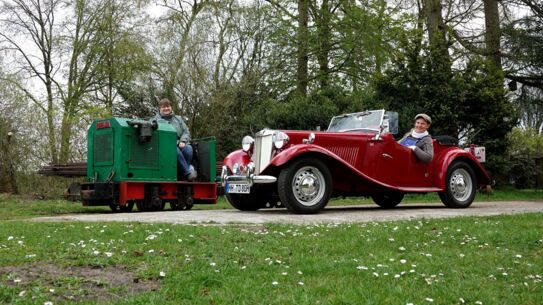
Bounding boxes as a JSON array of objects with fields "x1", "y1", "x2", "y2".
[
  {"x1": 273, "y1": 131, "x2": 289, "y2": 149},
  {"x1": 242, "y1": 135, "x2": 254, "y2": 152}
]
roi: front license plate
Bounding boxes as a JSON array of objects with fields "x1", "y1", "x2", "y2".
[{"x1": 226, "y1": 183, "x2": 251, "y2": 194}]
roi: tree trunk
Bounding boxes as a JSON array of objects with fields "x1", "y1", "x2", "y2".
[
  {"x1": 0, "y1": 128, "x2": 18, "y2": 194},
  {"x1": 297, "y1": 0, "x2": 309, "y2": 97},
  {"x1": 315, "y1": 0, "x2": 331, "y2": 89},
  {"x1": 483, "y1": 0, "x2": 502, "y2": 70},
  {"x1": 423, "y1": 0, "x2": 451, "y2": 73}
]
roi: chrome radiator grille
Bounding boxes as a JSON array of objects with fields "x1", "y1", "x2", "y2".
[{"x1": 254, "y1": 129, "x2": 274, "y2": 174}]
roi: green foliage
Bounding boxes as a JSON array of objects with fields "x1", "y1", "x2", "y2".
[
  {"x1": 262, "y1": 86, "x2": 352, "y2": 131},
  {"x1": 371, "y1": 45, "x2": 517, "y2": 180},
  {"x1": 504, "y1": 128, "x2": 543, "y2": 188}
]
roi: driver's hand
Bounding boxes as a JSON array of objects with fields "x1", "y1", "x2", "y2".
[{"x1": 408, "y1": 145, "x2": 416, "y2": 150}]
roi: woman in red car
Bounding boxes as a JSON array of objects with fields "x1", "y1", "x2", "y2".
[{"x1": 399, "y1": 113, "x2": 433, "y2": 163}]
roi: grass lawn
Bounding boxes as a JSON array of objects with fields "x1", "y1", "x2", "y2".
[{"x1": 0, "y1": 191, "x2": 541, "y2": 304}]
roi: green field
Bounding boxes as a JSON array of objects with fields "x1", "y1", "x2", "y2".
[{"x1": 0, "y1": 192, "x2": 542, "y2": 304}]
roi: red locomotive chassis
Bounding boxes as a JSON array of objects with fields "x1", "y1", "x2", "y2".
[{"x1": 221, "y1": 110, "x2": 491, "y2": 214}]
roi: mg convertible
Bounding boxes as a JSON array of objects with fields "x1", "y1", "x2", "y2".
[{"x1": 221, "y1": 110, "x2": 491, "y2": 214}]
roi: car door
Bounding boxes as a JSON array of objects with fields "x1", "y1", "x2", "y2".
[{"x1": 364, "y1": 134, "x2": 432, "y2": 187}]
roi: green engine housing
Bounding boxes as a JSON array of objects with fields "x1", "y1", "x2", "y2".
[{"x1": 87, "y1": 118, "x2": 177, "y2": 182}]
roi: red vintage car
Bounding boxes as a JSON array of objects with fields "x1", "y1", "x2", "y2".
[{"x1": 221, "y1": 110, "x2": 491, "y2": 214}]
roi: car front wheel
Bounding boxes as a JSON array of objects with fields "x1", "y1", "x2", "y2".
[
  {"x1": 439, "y1": 161, "x2": 477, "y2": 208},
  {"x1": 278, "y1": 157, "x2": 332, "y2": 214},
  {"x1": 371, "y1": 193, "x2": 404, "y2": 208}
]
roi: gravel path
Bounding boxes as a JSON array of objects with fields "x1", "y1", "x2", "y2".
[{"x1": 33, "y1": 201, "x2": 543, "y2": 225}]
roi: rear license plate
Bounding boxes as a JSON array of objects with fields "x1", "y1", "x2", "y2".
[{"x1": 226, "y1": 183, "x2": 251, "y2": 194}]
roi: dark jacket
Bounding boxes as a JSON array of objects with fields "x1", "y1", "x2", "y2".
[{"x1": 155, "y1": 112, "x2": 190, "y2": 143}]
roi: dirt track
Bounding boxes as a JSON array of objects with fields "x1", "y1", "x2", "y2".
[{"x1": 34, "y1": 201, "x2": 543, "y2": 225}]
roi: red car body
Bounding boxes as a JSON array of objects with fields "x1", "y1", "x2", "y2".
[{"x1": 221, "y1": 110, "x2": 492, "y2": 213}]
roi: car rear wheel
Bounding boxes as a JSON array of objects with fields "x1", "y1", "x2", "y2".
[
  {"x1": 371, "y1": 193, "x2": 404, "y2": 208},
  {"x1": 278, "y1": 157, "x2": 332, "y2": 214},
  {"x1": 439, "y1": 161, "x2": 477, "y2": 208}
]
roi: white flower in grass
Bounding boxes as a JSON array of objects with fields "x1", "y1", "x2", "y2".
[
  {"x1": 394, "y1": 274, "x2": 401, "y2": 279},
  {"x1": 18, "y1": 290, "x2": 26, "y2": 297},
  {"x1": 148, "y1": 249, "x2": 155, "y2": 253},
  {"x1": 7, "y1": 236, "x2": 13, "y2": 241},
  {"x1": 407, "y1": 303, "x2": 414, "y2": 305},
  {"x1": 425, "y1": 297, "x2": 434, "y2": 302},
  {"x1": 515, "y1": 254, "x2": 522, "y2": 258},
  {"x1": 105, "y1": 252, "x2": 113, "y2": 257},
  {"x1": 13, "y1": 278, "x2": 21, "y2": 283},
  {"x1": 44, "y1": 302, "x2": 53, "y2": 305},
  {"x1": 298, "y1": 281, "x2": 304, "y2": 285},
  {"x1": 241, "y1": 266, "x2": 246, "y2": 270},
  {"x1": 159, "y1": 271, "x2": 166, "y2": 277},
  {"x1": 459, "y1": 298, "x2": 465, "y2": 303},
  {"x1": 399, "y1": 246, "x2": 406, "y2": 251},
  {"x1": 400, "y1": 259, "x2": 407, "y2": 264},
  {"x1": 282, "y1": 272, "x2": 288, "y2": 276},
  {"x1": 357, "y1": 266, "x2": 368, "y2": 270},
  {"x1": 475, "y1": 301, "x2": 482, "y2": 305},
  {"x1": 372, "y1": 272, "x2": 379, "y2": 277},
  {"x1": 272, "y1": 281, "x2": 278, "y2": 285},
  {"x1": 297, "y1": 271, "x2": 303, "y2": 275},
  {"x1": 210, "y1": 262, "x2": 216, "y2": 267},
  {"x1": 49, "y1": 289, "x2": 55, "y2": 293}
]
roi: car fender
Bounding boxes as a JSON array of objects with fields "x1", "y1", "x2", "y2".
[
  {"x1": 223, "y1": 150, "x2": 251, "y2": 170},
  {"x1": 434, "y1": 149, "x2": 492, "y2": 189}
]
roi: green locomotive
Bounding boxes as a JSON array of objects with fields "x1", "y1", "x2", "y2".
[{"x1": 80, "y1": 117, "x2": 218, "y2": 212}]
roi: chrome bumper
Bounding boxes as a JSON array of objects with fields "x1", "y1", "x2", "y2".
[{"x1": 221, "y1": 166, "x2": 277, "y2": 187}]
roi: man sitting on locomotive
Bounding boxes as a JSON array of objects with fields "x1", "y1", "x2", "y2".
[
  {"x1": 155, "y1": 98, "x2": 196, "y2": 181},
  {"x1": 398, "y1": 113, "x2": 433, "y2": 163}
]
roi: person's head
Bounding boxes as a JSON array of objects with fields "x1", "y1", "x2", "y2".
[
  {"x1": 414, "y1": 113, "x2": 431, "y2": 133},
  {"x1": 158, "y1": 98, "x2": 173, "y2": 116}
]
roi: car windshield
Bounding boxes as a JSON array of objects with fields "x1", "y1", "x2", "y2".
[{"x1": 327, "y1": 110, "x2": 384, "y2": 132}]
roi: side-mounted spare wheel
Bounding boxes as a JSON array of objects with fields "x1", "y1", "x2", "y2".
[
  {"x1": 439, "y1": 160, "x2": 477, "y2": 208},
  {"x1": 278, "y1": 157, "x2": 332, "y2": 214}
]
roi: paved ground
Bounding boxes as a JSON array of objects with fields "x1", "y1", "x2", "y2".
[{"x1": 34, "y1": 201, "x2": 543, "y2": 225}]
